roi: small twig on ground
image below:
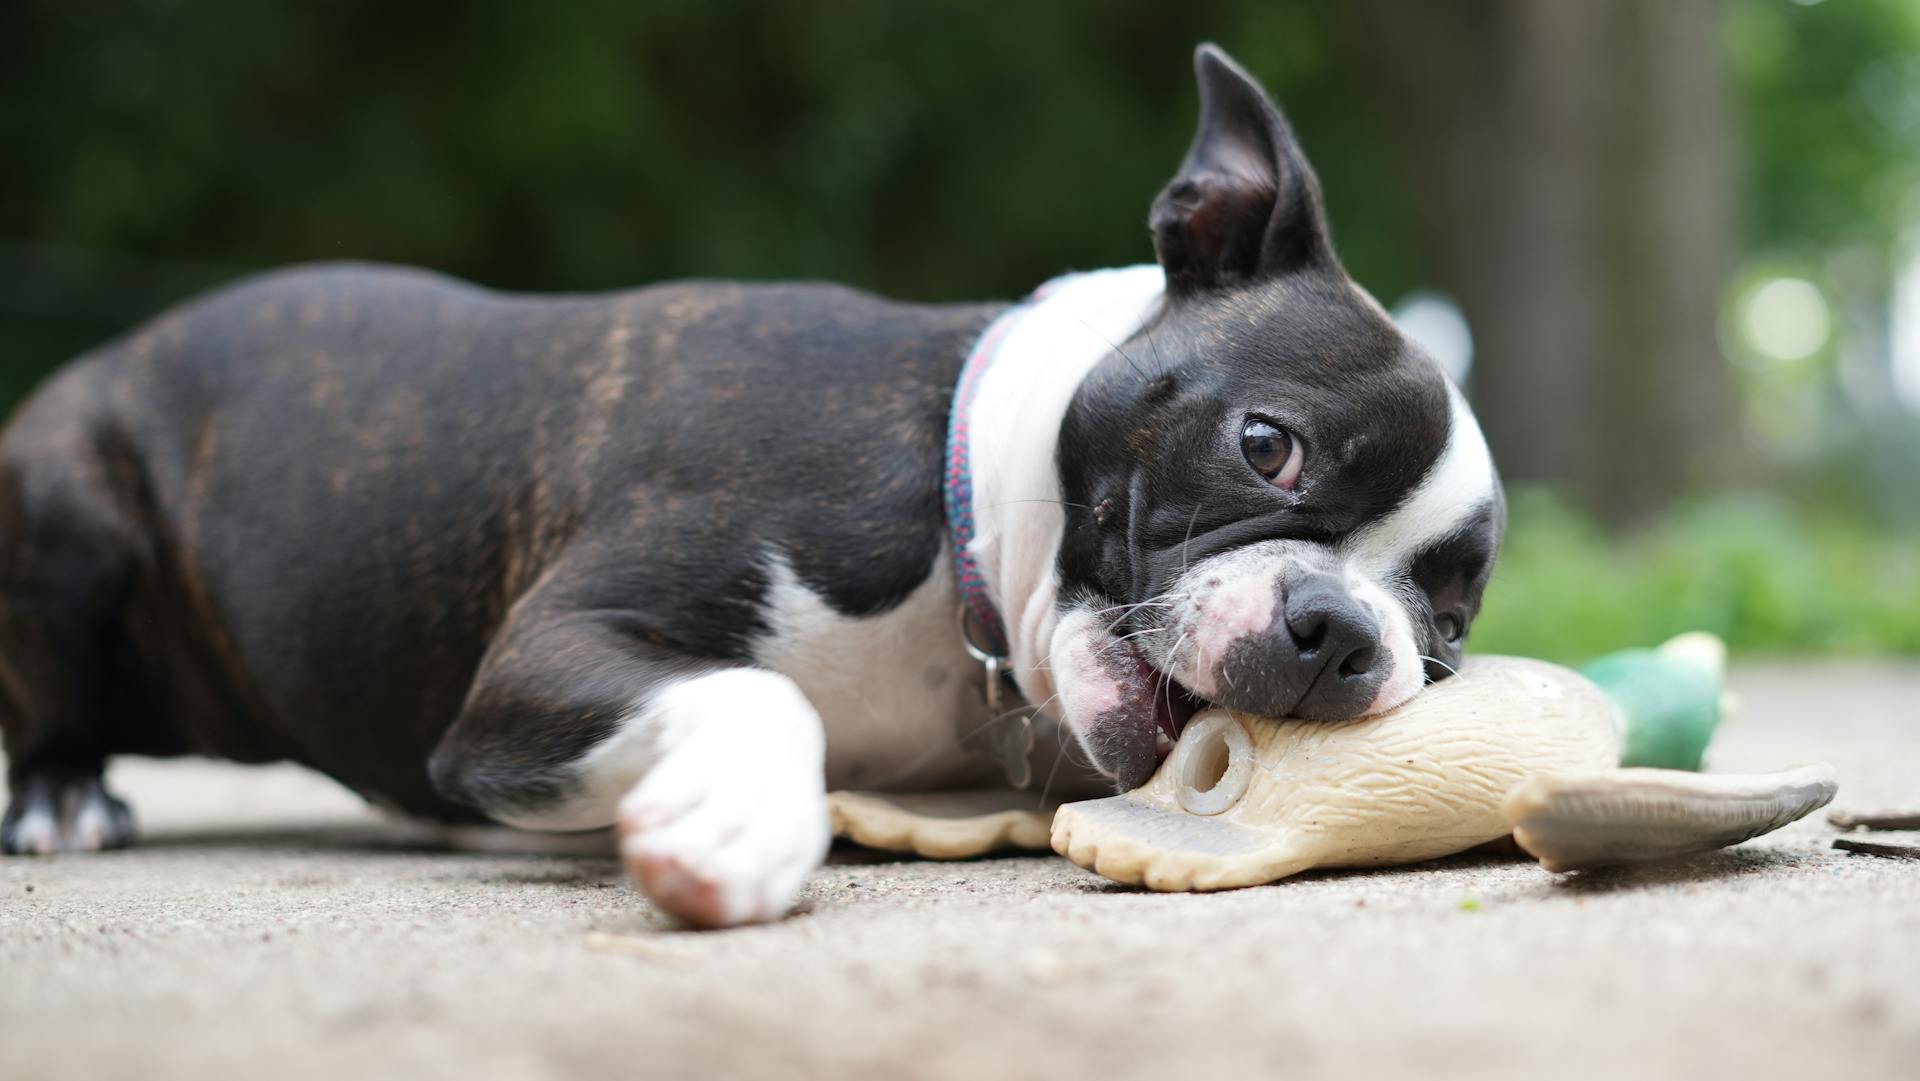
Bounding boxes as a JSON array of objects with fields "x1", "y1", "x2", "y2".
[
  {"x1": 582, "y1": 930, "x2": 705, "y2": 965},
  {"x1": 1827, "y1": 809, "x2": 1920, "y2": 831},
  {"x1": 1832, "y1": 838, "x2": 1920, "y2": 860}
]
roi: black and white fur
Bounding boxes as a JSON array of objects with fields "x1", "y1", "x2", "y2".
[{"x1": 0, "y1": 46, "x2": 1502, "y2": 927}]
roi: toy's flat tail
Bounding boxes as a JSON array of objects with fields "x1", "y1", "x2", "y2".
[
  {"x1": 1503, "y1": 762, "x2": 1837, "y2": 872},
  {"x1": 827, "y1": 790, "x2": 1055, "y2": 859}
]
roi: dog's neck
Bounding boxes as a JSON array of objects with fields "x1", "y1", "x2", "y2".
[{"x1": 962, "y1": 264, "x2": 1167, "y2": 709}]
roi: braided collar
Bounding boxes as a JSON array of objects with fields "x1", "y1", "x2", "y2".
[{"x1": 941, "y1": 277, "x2": 1072, "y2": 660}]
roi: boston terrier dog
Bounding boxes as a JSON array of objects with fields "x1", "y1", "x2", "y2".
[{"x1": 0, "y1": 45, "x2": 1502, "y2": 926}]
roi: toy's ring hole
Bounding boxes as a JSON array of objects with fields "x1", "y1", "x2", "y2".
[{"x1": 1174, "y1": 711, "x2": 1253, "y2": 816}]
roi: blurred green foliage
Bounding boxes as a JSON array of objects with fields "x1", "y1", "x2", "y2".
[
  {"x1": 1729, "y1": 0, "x2": 1920, "y2": 260},
  {"x1": 1474, "y1": 490, "x2": 1920, "y2": 663},
  {"x1": 0, "y1": 2, "x2": 1410, "y2": 303},
  {"x1": 5, "y1": 0, "x2": 1915, "y2": 379},
  {"x1": 0, "y1": 0, "x2": 1414, "y2": 407}
]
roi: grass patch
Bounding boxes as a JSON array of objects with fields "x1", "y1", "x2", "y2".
[{"x1": 1470, "y1": 490, "x2": 1920, "y2": 663}]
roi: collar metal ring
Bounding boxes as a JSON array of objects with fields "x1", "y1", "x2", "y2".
[{"x1": 958, "y1": 604, "x2": 1011, "y2": 716}]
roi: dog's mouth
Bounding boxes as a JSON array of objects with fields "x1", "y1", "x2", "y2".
[
  {"x1": 1102, "y1": 631, "x2": 1210, "y2": 764},
  {"x1": 1149, "y1": 668, "x2": 1209, "y2": 759},
  {"x1": 1054, "y1": 605, "x2": 1229, "y2": 790}
]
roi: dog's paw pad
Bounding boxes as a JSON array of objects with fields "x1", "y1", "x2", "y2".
[{"x1": 626, "y1": 848, "x2": 744, "y2": 928}]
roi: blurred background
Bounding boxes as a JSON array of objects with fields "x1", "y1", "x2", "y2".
[{"x1": 2, "y1": 0, "x2": 1916, "y2": 660}]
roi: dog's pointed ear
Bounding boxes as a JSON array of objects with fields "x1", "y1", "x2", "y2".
[{"x1": 1150, "y1": 44, "x2": 1334, "y2": 293}]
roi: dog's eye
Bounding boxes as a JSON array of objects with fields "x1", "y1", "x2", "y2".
[
  {"x1": 1240, "y1": 418, "x2": 1303, "y2": 490},
  {"x1": 1436, "y1": 613, "x2": 1464, "y2": 643}
]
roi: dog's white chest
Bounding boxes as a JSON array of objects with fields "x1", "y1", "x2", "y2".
[{"x1": 751, "y1": 553, "x2": 990, "y2": 791}]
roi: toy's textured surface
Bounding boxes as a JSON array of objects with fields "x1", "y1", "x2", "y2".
[
  {"x1": 1504, "y1": 763, "x2": 1838, "y2": 871},
  {"x1": 1049, "y1": 656, "x2": 1621, "y2": 891}
]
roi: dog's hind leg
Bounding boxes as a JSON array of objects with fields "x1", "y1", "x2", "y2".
[
  {"x1": 0, "y1": 393, "x2": 143, "y2": 855},
  {"x1": 1, "y1": 769, "x2": 134, "y2": 855}
]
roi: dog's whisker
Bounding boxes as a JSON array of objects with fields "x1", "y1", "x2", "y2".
[
  {"x1": 1179, "y1": 503, "x2": 1203, "y2": 577},
  {"x1": 983, "y1": 498, "x2": 1091, "y2": 511},
  {"x1": 1092, "y1": 599, "x2": 1181, "y2": 618},
  {"x1": 1043, "y1": 714, "x2": 1100, "y2": 803},
  {"x1": 1093, "y1": 592, "x2": 1192, "y2": 632},
  {"x1": 1167, "y1": 631, "x2": 1190, "y2": 674},
  {"x1": 894, "y1": 692, "x2": 1060, "y2": 783},
  {"x1": 1416, "y1": 655, "x2": 1464, "y2": 687},
  {"x1": 1068, "y1": 314, "x2": 1149, "y2": 381},
  {"x1": 1143, "y1": 325, "x2": 1171, "y2": 373},
  {"x1": 1104, "y1": 626, "x2": 1165, "y2": 646},
  {"x1": 1037, "y1": 736, "x2": 1068, "y2": 809},
  {"x1": 1156, "y1": 630, "x2": 1191, "y2": 746},
  {"x1": 1098, "y1": 610, "x2": 1167, "y2": 633},
  {"x1": 1032, "y1": 694, "x2": 1091, "y2": 807}
]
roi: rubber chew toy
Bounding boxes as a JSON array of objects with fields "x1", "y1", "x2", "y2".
[
  {"x1": 1050, "y1": 650, "x2": 1836, "y2": 891},
  {"x1": 1050, "y1": 656, "x2": 1616, "y2": 890},
  {"x1": 825, "y1": 635, "x2": 1837, "y2": 888}
]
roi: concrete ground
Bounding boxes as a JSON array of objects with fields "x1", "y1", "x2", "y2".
[{"x1": 3, "y1": 662, "x2": 1918, "y2": 1081}]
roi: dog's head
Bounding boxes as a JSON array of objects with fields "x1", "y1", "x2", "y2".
[{"x1": 1044, "y1": 45, "x2": 1505, "y2": 788}]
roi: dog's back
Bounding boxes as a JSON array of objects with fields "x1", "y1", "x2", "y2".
[{"x1": 0, "y1": 263, "x2": 994, "y2": 820}]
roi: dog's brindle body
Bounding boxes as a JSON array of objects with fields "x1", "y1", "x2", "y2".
[
  {"x1": 0, "y1": 268, "x2": 1000, "y2": 822},
  {"x1": 0, "y1": 46, "x2": 1503, "y2": 926}
]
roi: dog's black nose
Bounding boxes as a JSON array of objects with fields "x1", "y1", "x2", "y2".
[
  {"x1": 1280, "y1": 573, "x2": 1382, "y2": 718},
  {"x1": 1206, "y1": 572, "x2": 1390, "y2": 720}
]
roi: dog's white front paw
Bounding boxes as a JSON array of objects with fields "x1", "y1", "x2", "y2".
[
  {"x1": 615, "y1": 685, "x2": 830, "y2": 928},
  {"x1": 618, "y1": 758, "x2": 829, "y2": 928}
]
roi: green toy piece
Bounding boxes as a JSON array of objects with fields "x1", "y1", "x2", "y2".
[{"x1": 1581, "y1": 631, "x2": 1727, "y2": 772}]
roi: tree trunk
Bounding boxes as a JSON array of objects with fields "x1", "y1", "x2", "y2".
[{"x1": 1348, "y1": 0, "x2": 1737, "y2": 525}]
